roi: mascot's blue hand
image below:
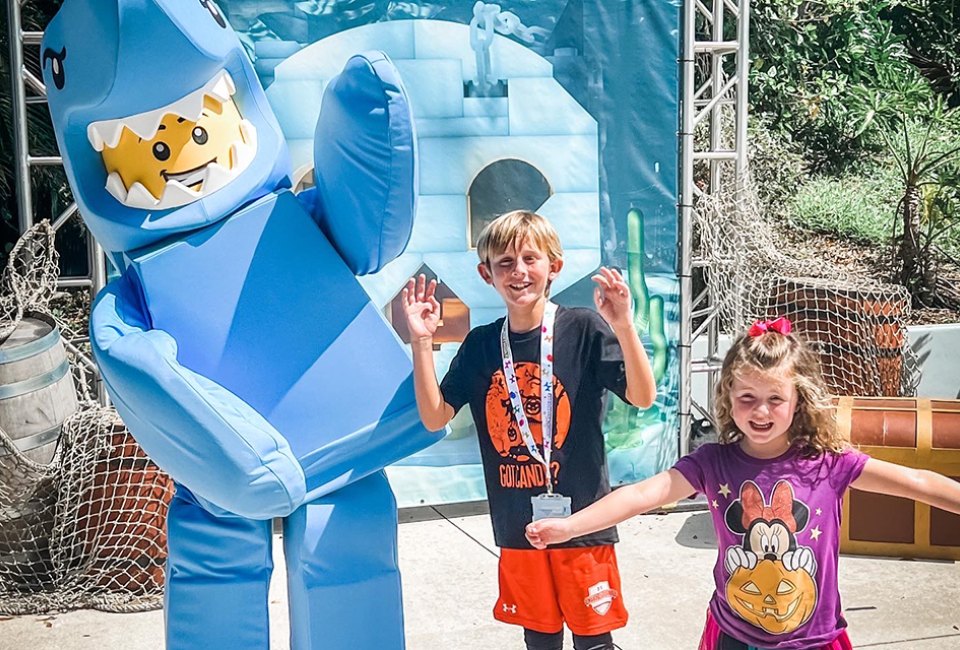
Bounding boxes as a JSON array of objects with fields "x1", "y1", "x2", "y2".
[
  {"x1": 311, "y1": 51, "x2": 417, "y2": 275},
  {"x1": 90, "y1": 276, "x2": 306, "y2": 520}
]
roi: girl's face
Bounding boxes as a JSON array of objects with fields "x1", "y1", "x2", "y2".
[{"x1": 730, "y1": 368, "x2": 798, "y2": 458}]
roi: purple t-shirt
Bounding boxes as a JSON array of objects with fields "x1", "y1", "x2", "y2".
[{"x1": 674, "y1": 443, "x2": 868, "y2": 649}]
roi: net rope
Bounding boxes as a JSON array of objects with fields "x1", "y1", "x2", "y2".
[
  {"x1": 696, "y1": 180, "x2": 920, "y2": 398},
  {"x1": 0, "y1": 222, "x2": 173, "y2": 614}
]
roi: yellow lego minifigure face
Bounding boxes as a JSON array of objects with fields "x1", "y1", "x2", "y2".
[
  {"x1": 101, "y1": 97, "x2": 242, "y2": 200},
  {"x1": 87, "y1": 71, "x2": 258, "y2": 210}
]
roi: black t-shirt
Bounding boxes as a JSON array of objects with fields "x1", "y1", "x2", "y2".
[{"x1": 440, "y1": 306, "x2": 628, "y2": 549}]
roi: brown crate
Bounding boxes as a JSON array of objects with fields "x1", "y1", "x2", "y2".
[
  {"x1": 768, "y1": 279, "x2": 909, "y2": 396},
  {"x1": 77, "y1": 425, "x2": 175, "y2": 593},
  {"x1": 847, "y1": 491, "x2": 914, "y2": 544}
]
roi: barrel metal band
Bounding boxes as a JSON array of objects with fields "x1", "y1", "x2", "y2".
[
  {"x1": 0, "y1": 358, "x2": 70, "y2": 400},
  {"x1": 0, "y1": 423, "x2": 61, "y2": 457},
  {"x1": 0, "y1": 325, "x2": 60, "y2": 363}
]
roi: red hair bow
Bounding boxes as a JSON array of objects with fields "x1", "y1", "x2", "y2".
[{"x1": 748, "y1": 317, "x2": 792, "y2": 337}]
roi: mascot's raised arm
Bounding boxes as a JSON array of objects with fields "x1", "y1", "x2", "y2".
[{"x1": 42, "y1": 1, "x2": 442, "y2": 648}]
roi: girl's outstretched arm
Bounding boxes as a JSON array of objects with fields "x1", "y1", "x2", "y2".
[
  {"x1": 526, "y1": 468, "x2": 695, "y2": 548},
  {"x1": 852, "y1": 458, "x2": 960, "y2": 515}
]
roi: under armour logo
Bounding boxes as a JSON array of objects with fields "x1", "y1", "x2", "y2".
[{"x1": 502, "y1": 603, "x2": 517, "y2": 614}]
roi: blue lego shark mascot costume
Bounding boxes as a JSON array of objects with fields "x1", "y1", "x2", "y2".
[{"x1": 42, "y1": 1, "x2": 442, "y2": 647}]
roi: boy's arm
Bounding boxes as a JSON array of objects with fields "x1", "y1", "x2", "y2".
[
  {"x1": 593, "y1": 266, "x2": 657, "y2": 408},
  {"x1": 411, "y1": 336, "x2": 455, "y2": 431},
  {"x1": 611, "y1": 319, "x2": 657, "y2": 408},
  {"x1": 852, "y1": 457, "x2": 960, "y2": 516},
  {"x1": 404, "y1": 275, "x2": 455, "y2": 431},
  {"x1": 525, "y1": 468, "x2": 694, "y2": 548}
]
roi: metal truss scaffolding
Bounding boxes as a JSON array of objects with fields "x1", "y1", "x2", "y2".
[
  {"x1": 679, "y1": 0, "x2": 750, "y2": 454},
  {"x1": 6, "y1": 0, "x2": 108, "y2": 400}
]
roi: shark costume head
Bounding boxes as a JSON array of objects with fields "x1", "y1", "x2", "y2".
[{"x1": 42, "y1": 0, "x2": 291, "y2": 255}]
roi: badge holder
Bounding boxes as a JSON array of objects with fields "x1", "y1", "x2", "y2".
[{"x1": 531, "y1": 492, "x2": 572, "y2": 521}]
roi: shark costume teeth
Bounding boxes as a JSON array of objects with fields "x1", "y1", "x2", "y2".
[
  {"x1": 89, "y1": 70, "x2": 258, "y2": 210},
  {"x1": 87, "y1": 70, "x2": 236, "y2": 150}
]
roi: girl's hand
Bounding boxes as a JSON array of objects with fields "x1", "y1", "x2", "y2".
[
  {"x1": 525, "y1": 518, "x2": 575, "y2": 549},
  {"x1": 592, "y1": 267, "x2": 632, "y2": 329},
  {"x1": 402, "y1": 274, "x2": 441, "y2": 341}
]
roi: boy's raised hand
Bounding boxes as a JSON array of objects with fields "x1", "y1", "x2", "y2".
[
  {"x1": 525, "y1": 518, "x2": 575, "y2": 550},
  {"x1": 592, "y1": 267, "x2": 632, "y2": 328},
  {"x1": 402, "y1": 274, "x2": 441, "y2": 341}
]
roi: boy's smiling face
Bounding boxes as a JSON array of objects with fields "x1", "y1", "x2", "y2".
[{"x1": 478, "y1": 237, "x2": 563, "y2": 315}]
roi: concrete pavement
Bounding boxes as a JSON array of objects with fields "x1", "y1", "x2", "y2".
[{"x1": 1, "y1": 505, "x2": 958, "y2": 649}]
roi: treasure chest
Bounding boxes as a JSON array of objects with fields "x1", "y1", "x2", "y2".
[{"x1": 835, "y1": 396, "x2": 960, "y2": 560}]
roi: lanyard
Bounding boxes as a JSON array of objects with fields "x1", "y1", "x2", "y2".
[{"x1": 500, "y1": 302, "x2": 558, "y2": 493}]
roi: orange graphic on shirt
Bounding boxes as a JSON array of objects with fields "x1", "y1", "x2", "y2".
[{"x1": 485, "y1": 362, "x2": 571, "y2": 464}]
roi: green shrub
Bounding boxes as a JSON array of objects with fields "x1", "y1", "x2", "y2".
[
  {"x1": 787, "y1": 167, "x2": 903, "y2": 244},
  {"x1": 785, "y1": 114, "x2": 960, "y2": 304},
  {"x1": 747, "y1": 117, "x2": 809, "y2": 215},
  {"x1": 886, "y1": 0, "x2": 960, "y2": 107}
]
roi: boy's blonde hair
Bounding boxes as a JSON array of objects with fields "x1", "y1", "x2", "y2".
[
  {"x1": 476, "y1": 210, "x2": 564, "y2": 266},
  {"x1": 714, "y1": 327, "x2": 847, "y2": 457}
]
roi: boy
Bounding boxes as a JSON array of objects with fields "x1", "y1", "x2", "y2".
[{"x1": 403, "y1": 210, "x2": 656, "y2": 650}]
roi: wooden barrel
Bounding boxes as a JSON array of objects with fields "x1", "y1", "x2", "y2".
[
  {"x1": 768, "y1": 278, "x2": 910, "y2": 397},
  {"x1": 0, "y1": 315, "x2": 78, "y2": 464},
  {"x1": 0, "y1": 315, "x2": 78, "y2": 591},
  {"x1": 835, "y1": 397, "x2": 960, "y2": 560}
]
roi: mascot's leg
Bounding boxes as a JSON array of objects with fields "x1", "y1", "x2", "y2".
[
  {"x1": 165, "y1": 486, "x2": 274, "y2": 650},
  {"x1": 284, "y1": 470, "x2": 404, "y2": 650}
]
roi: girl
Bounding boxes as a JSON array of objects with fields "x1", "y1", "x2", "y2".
[{"x1": 526, "y1": 317, "x2": 960, "y2": 650}]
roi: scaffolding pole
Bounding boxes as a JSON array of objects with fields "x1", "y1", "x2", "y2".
[
  {"x1": 7, "y1": 0, "x2": 32, "y2": 233},
  {"x1": 679, "y1": 0, "x2": 750, "y2": 456}
]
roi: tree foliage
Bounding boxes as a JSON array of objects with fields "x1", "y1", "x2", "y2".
[
  {"x1": 750, "y1": 0, "x2": 960, "y2": 308},
  {"x1": 887, "y1": 0, "x2": 960, "y2": 107},
  {"x1": 879, "y1": 107, "x2": 960, "y2": 306},
  {"x1": 749, "y1": 0, "x2": 925, "y2": 172}
]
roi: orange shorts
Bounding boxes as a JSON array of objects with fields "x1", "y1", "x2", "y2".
[{"x1": 494, "y1": 546, "x2": 628, "y2": 636}]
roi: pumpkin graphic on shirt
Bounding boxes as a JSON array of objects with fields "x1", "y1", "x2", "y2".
[
  {"x1": 485, "y1": 362, "x2": 570, "y2": 462},
  {"x1": 722, "y1": 480, "x2": 819, "y2": 635},
  {"x1": 726, "y1": 557, "x2": 818, "y2": 635}
]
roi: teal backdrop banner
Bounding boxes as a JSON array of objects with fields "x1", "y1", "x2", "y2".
[{"x1": 217, "y1": 0, "x2": 682, "y2": 506}]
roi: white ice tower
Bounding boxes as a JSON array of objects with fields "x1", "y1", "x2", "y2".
[{"x1": 266, "y1": 18, "x2": 600, "y2": 358}]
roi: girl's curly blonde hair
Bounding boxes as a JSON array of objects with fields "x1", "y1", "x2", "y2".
[{"x1": 714, "y1": 326, "x2": 847, "y2": 457}]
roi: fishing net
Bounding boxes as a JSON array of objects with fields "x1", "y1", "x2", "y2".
[
  {"x1": 0, "y1": 222, "x2": 173, "y2": 614},
  {"x1": 696, "y1": 181, "x2": 920, "y2": 398}
]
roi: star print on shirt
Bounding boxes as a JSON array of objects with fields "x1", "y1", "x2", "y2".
[
  {"x1": 718, "y1": 483, "x2": 731, "y2": 498},
  {"x1": 815, "y1": 507, "x2": 822, "y2": 516},
  {"x1": 712, "y1": 499, "x2": 719, "y2": 509},
  {"x1": 810, "y1": 526, "x2": 822, "y2": 541}
]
